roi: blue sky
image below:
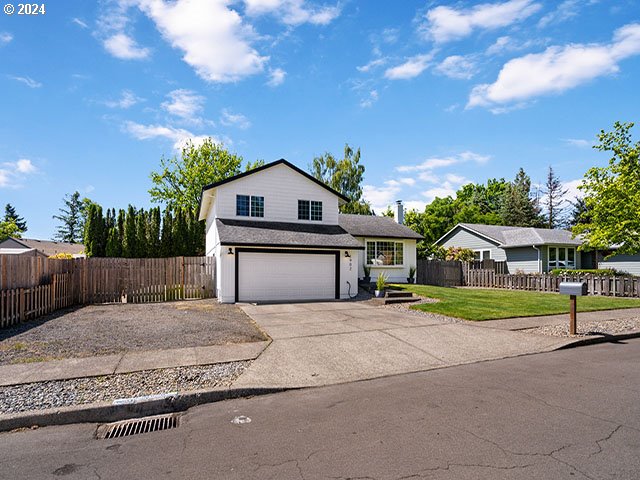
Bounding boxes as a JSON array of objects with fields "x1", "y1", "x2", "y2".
[{"x1": 1, "y1": 0, "x2": 639, "y2": 239}]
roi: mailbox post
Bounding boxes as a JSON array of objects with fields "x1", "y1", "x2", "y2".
[{"x1": 559, "y1": 282, "x2": 588, "y2": 335}]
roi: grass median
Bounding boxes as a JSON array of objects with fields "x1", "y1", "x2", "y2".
[{"x1": 392, "y1": 284, "x2": 640, "y2": 321}]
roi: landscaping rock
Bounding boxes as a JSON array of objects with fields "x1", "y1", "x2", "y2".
[{"x1": 524, "y1": 317, "x2": 640, "y2": 337}]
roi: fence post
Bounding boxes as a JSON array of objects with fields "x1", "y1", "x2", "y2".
[{"x1": 19, "y1": 288, "x2": 25, "y2": 322}]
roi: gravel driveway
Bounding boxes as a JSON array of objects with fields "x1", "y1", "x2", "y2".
[{"x1": 0, "y1": 300, "x2": 267, "y2": 365}]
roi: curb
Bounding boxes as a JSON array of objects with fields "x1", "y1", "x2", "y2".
[
  {"x1": 555, "y1": 331, "x2": 640, "y2": 350},
  {"x1": 0, "y1": 386, "x2": 294, "y2": 433}
]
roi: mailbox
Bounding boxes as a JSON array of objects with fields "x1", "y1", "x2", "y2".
[{"x1": 559, "y1": 282, "x2": 588, "y2": 296}]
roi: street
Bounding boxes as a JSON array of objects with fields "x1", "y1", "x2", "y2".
[{"x1": 1, "y1": 339, "x2": 639, "y2": 479}]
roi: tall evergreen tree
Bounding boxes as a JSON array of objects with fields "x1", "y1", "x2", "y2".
[
  {"x1": 4, "y1": 204, "x2": 27, "y2": 232},
  {"x1": 501, "y1": 168, "x2": 544, "y2": 227},
  {"x1": 148, "y1": 207, "x2": 162, "y2": 257},
  {"x1": 53, "y1": 191, "x2": 84, "y2": 243},
  {"x1": 542, "y1": 166, "x2": 568, "y2": 229},
  {"x1": 123, "y1": 205, "x2": 138, "y2": 258},
  {"x1": 160, "y1": 209, "x2": 174, "y2": 257},
  {"x1": 136, "y1": 208, "x2": 148, "y2": 258},
  {"x1": 172, "y1": 208, "x2": 188, "y2": 256},
  {"x1": 83, "y1": 204, "x2": 106, "y2": 257}
]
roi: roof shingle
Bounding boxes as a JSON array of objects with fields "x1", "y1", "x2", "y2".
[{"x1": 338, "y1": 214, "x2": 423, "y2": 239}]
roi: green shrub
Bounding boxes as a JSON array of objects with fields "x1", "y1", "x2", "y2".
[
  {"x1": 376, "y1": 272, "x2": 388, "y2": 291},
  {"x1": 409, "y1": 265, "x2": 416, "y2": 279},
  {"x1": 550, "y1": 268, "x2": 623, "y2": 276},
  {"x1": 363, "y1": 264, "x2": 371, "y2": 277}
]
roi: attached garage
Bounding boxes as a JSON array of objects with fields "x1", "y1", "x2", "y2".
[{"x1": 236, "y1": 249, "x2": 339, "y2": 302}]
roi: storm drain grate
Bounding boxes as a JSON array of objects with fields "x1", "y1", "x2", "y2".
[{"x1": 96, "y1": 413, "x2": 180, "y2": 439}]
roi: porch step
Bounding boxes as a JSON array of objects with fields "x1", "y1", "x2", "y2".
[
  {"x1": 383, "y1": 296, "x2": 421, "y2": 305},
  {"x1": 385, "y1": 291, "x2": 414, "y2": 298}
]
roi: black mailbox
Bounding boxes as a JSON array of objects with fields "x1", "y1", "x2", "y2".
[{"x1": 559, "y1": 282, "x2": 588, "y2": 296}]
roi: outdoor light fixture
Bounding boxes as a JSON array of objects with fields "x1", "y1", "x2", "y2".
[
  {"x1": 228, "y1": 248, "x2": 234, "y2": 255},
  {"x1": 345, "y1": 251, "x2": 351, "y2": 258}
]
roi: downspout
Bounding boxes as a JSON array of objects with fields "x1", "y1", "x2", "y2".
[{"x1": 532, "y1": 245, "x2": 541, "y2": 273}]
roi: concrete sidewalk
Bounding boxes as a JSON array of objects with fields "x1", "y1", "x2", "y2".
[
  {"x1": 232, "y1": 302, "x2": 573, "y2": 389},
  {"x1": 0, "y1": 341, "x2": 269, "y2": 387},
  {"x1": 473, "y1": 307, "x2": 640, "y2": 331}
]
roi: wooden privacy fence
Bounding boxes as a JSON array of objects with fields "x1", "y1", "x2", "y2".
[
  {"x1": 416, "y1": 260, "x2": 463, "y2": 287},
  {"x1": 0, "y1": 256, "x2": 216, "y2": 329},
  {"x1": 465, "y1": 270, "x2": 640, "y2": 297}
]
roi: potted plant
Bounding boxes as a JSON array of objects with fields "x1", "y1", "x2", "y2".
[
  {"x1": 362, "y1": 264, "x2": 371, "y2": 284},
  {"x1": 375, "y1": 272, "x2": 388, "y2": 297},
  {"x1": 407, "y1": 265, "x2": 416, "y2": 284}
]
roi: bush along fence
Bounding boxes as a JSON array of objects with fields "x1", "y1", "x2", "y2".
[{"x1": 0, "y1": 256, "x2": 216, "y2": 329}]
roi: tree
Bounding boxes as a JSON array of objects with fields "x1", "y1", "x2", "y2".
[
  {"x1": 83, "y1": 203, "x2": 106, "y2": 257},
  {"x1": 0, "y1": 220, "x2": 21, "y2": 242},
  {"x1": 542, "y1": 166, "x2": 568, "y2": 229},
  {"x1": 123, "y1": 205, "x2": 138, "y2": 258},
  {"x1": 574, "y1": 122, "x2": 640, "y2": 254},
  {"x1": 310, "y1": 144, "x2": 372, "y2": 214},
  {"x1": 567, "y1": 197, "x2": 591, "y2": 228},
  {"x1": 381, "y1": 206, "x2": 394, "y2": 218},
  {"x1": 149, "y1": 138, "x2": 256, "y2": 211},
  {"x1": 53, "y1": 192, "x2": 85, "y2": 243},
  {"x1": 4, "y1": 204, "x2": 27, "y2": 232},
  {"x1": 500, "y1": 168, "x2": 544, "y2": 227}
]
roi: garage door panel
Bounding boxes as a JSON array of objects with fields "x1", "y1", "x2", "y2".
[{"x1": 238, "y1": 252, "x2": 336, "y2": 302}]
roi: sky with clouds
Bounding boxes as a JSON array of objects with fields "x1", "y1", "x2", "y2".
[{"x1": 0, "y1": 0, "x2": 639, "y2": 238}]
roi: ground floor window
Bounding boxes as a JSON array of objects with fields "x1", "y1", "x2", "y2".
[
  {"x1": 366, "y1": 241, "x2": 404, "y2": 266},
  {"x1": 548, "y1": 246, "x2": 576, "y2": 270},
  {"x1": 474, "y1": 250, "x2": 491, "y2": 260}
]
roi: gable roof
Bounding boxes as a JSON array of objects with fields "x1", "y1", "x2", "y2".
[
  {"x1": 0, "y1": 237, "x2": 85, "y2": 256},
  {"x1": 338, "y1": 214, "x2": 423, "y2": 240},
  {"x1": 216, "y1": 218, "x2": 363, "y2": 249},
  {"x1": 437, "y1": 223, "x2": 581, "y2": 248}
]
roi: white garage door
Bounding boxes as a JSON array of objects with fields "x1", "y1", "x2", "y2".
[{"x1": 238, "y1": 252, "x2": 336, "y2": 302}]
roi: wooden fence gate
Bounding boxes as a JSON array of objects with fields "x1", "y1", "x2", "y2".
[{"x1": 416, "y1": 259, "x2": 463, "y2": 287}]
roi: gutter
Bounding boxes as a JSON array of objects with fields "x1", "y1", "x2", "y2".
[{"x1": 532, "y1": 245, "x2": 541, "y2": 273}]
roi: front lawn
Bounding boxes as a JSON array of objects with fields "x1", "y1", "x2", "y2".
[{"x1": 392, "y1": 284, "x2": 640, "y2": 321}]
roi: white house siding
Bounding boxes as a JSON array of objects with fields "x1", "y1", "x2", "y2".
[
  {"x1": 354, "y1": 238, "x2": 417, "y2": 283},
  {"x1": 505, "y1": 247, "x2": 541, "y2": 274},
  {"x1": 217, "y1": 246, "x2": 359, "y2": 303},
  {"x1": 439, "y1": 228, "x2": 506, "y2": 261},
  {"x1": 214, "y1": 164, "x2": 339, "y2": 225},
  {"x1": 205, "y1": 198, "x2": 219, "y2": 256},
  {"x1": 598, "y1": 254, "x2": 640, "y2": 276}
]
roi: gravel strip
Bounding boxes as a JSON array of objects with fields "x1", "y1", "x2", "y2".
[
  {"x1": 0, "y1": 361, "x2": 250, "y2": 415},
  {"x1": 524, "y1": 317, "x2": 640, "y2": 338}
]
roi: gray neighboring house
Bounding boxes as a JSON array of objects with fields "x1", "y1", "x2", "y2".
[
  {"x1": 436, "y1": 223, "x2": 585, "y2": 274},
  {"x1": 0, "y1": 237, "x2": 85, "y2": 258}
]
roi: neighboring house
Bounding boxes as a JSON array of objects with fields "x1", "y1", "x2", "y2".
[
  {"x1": 596, "y1": 249, "x2": 640, "y2": 276},
  {"x1": 436, "y1": 223, "x2": 584, "y2": 274},
  {"x1": 0, "y1": 237, "x2": 85, "y2": 258},
  {"x1": 198, "y1": 159, "x2": 422, "y2": 303},
  {"x1": 0, "y1": 247, "x2": 46, "y2": 257}
]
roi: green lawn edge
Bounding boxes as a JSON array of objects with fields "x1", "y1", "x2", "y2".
[{"x1": 391, "y1": 284, "x2": 640, "y2": 321}]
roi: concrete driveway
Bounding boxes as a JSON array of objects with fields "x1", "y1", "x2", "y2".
[{"x1": 233, "y1": 301, "x2": 572, "y2": 389}]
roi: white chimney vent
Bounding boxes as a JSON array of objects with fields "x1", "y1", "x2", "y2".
[{"x1": 394, "y1": 200, "x2": 404, "y2": 225}]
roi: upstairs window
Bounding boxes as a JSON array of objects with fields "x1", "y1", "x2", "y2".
[
  {"x1": 236, "y1": 195, "x2": 264, "y2": 217},
  {"x1": 298, "y1": 200, "x2": 322, "y2": 221}
]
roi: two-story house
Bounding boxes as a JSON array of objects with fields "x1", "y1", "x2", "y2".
[{"x1": 198, "y1": 159, "x2": 422, "y2": 303}]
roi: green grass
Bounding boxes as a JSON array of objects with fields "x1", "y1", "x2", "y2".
[{"x1": 392, "y1": 284, "x2": 640, "y2": 321}]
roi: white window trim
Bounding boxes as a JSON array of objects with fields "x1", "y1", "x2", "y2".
[
  {"x1": 236, "y1": 194, "x2": 264, "y2": 218},
  {"x1": 474, "y1": 249, "x2": 491, "y2": 261},
  {"x1": 547, "y1": 246, "x2": 576, "y2": 270},
  {"x1": 365, "y1": 240, "x2": 405, "y2": 267}
]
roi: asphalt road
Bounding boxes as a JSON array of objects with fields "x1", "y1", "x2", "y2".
[{"x1": 1, "y1": 339, "x2": 639, "y2": 480}]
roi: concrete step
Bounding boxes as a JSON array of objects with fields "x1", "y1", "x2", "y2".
[
  {"x1": 385, "y1": 291, "x2": 414, "y2": 298},
  {"x1": 384, "y1": 297, "x2": 421, "y2": 305}
]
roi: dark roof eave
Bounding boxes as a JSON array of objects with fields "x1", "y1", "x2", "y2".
[
  {"x1": 349, "y1": 233, "x2": 423, "y2": 240},
  {"x1": 221, "y1": 242, "x2": 364, "y2": 250}
]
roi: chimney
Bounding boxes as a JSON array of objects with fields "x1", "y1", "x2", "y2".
[{"x1": 394, "y1": 200, "x2": 404, "y2": 225}]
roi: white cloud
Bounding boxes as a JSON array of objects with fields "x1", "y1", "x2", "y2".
[
  {"x1": 0, "y1": 32, "x2": 13, "y2": 45},
  {"x1": 123, "y1": 121, "x2": 216, "y2": 150},
  {"x1": 244, "y1": 0, "x2": 341, "y2": 26},
  {"x1": 356, "y1": 57, "x2": 387, "y2": 73},
  {"x1": 435, "y1": 55, "x2": 477, "y2": 79},
  {"x1": 563, "y1": 178, "x2": 583, "y2": 202},
  {"x1": 84, "y1": 185, "x2": 95, "y2": 194},
  {"x1": 104, "y1": 33, "x2": 151, "y2": 60},
  {"x1": 8, "y1": 76, "x2": 42, "y2": 88},
  {"x1": 161, "y1": 89, "x2": 205, "y2": 121},
  {"x1": 397, "y1": 151, "x2": 490, "y2": 172},
  {"x1": 403, "y1": 200, "x2": 428, "y2": 212},
  {"x1": 267, "y1": 67, "x2": 286, "y2": 86},
  {"x1": 105, "y1": 89, "x2": 143, "y2": 109},
  {"x1": 72, "y1": 17, "x2": 89, "y2": 29},
  {"x1": 468, "y1": 23, "x2": 640, "y2": 109},
  {"x1": 485, "y1": 35, "x2": 545, "y2": 56},
  {"x1": 359, "y1": 90, "x2": 379, "y2": 108},
  {"x1": 564, "y1": 138, "x2": 593, "y2": 148},
  {"x1": 420, "y1": 0, "x2": 541, "y2": 43},
  {"x1": 538, "y1": 0, "x2": 581, "y2": 28},
  {"x1": 362, "y1": 182, "x2": 401, "y2": 214},
  {"x1": 0, "y1": 159, "x2": 37, "y2": 188},
  {"x1": 220, "y1": 109, "x2": 251, "y2": 129},
  {"x1": 384, "y1": 53, "x2": 433, "y2": 80},
  {"x1": 422, "y1": 185, "x2": 457, "y2": 202}
]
